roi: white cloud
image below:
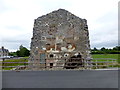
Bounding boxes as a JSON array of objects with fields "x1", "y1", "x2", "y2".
[{"x1": 0, "y1": 0, "x2": 119, "y2": 51}]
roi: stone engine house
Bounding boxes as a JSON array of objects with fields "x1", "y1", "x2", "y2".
[{"x1": 29, "y1": 9, "x2": 91, "y2": 70}]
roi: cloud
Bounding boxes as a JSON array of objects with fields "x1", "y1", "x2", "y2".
[
  {"x1": 0, "y1": 0, "x2": 119, "y2": 51},
  {"x1": 1, "y1": 33, "x2": 31, "y2": 51},
  {"x1": 89, "y1": 8, "x2": 118, "y2": 49},
  {"x1": 91, "y1": 39, "x2": 118, "y2": 49}
]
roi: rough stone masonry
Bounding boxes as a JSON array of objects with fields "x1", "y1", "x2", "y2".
[{"x1": 29, "y1": 9, "x2": 91, "y2": 70}]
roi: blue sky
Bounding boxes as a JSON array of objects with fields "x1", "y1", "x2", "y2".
[{"x1": 0, "y1": 0, "x2": 118, "y2": 51}]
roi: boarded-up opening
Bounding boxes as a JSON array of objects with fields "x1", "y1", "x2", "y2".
[
  {"x1": 40, "y1": 53, "x2": 45, "y2": 63},
  {"x1": 64, "y1": 53, "x2": 83, "y2": 69}
]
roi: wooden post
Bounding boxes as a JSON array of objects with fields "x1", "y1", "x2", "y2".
[
  {"x1": 107, "y1": 59, "x2": 109, "y2": 68},
  {"x1": 24, "y1": 59, "x2": 26, "y2": 70},
  {"x1": 2, "y1": 58, "x2": 5, "y2": 69},
  {"x1": 96, "y1": 59, "x2": 97, "y2": 69},
  {"x1": 112, "y1": 59, "x2": 113, "y2": 68}
]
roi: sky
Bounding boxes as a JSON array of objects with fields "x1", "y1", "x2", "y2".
[{"x1": 0, "y1": 0, "x2": 119, "y2": 52}]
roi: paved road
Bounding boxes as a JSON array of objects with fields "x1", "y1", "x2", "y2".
[{"x1": 2, "y1": 70, "x2": 118, "y2": 88}]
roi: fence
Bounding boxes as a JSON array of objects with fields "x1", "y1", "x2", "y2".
[{"x1": 0, "y1": 58, "x2": 118, "y2": 71}]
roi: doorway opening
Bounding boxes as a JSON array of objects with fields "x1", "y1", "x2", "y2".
[{"x1": 50, "y1": 63, "x2": 53, "y2": 68}]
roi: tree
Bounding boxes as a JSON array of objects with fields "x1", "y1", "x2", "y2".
[
  {"x1": 101, "y1": 47, "x2": 106, "y2": 51},
  {"x1": 9, "y1": 52, "x2": 17, "y2": 56},
  {"x1": 93, "y1": 47, "x2": 98, "y2": 51},
  {"x1": 113, "y1": 46, "x2": 120, "y2": 51},
  {"x1": 91, "y1": 46, "x2": 120, "y2": 54},
  {"x1": 16, "y1": 45, "x2": 30, "y2": 57}
]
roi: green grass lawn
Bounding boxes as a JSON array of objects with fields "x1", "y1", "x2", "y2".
[
  {"x1": 92, "y1": 54, "x2": 119, "y2": 63},
  {"x1": 92, "y1": 54, "x2": 120, "y2": 68},
  {"x1": 2, "y1": 57, "x2": 28, "y2": 70},
  {"x1": 92, "y1": 54, "x2": 118, "y2": 59}
]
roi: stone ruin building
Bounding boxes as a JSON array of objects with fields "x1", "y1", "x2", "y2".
[{"x1": 29, "y1": 9, "x2": 91, "y2": 70}]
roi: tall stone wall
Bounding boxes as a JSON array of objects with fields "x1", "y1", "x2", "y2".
[{"x1": 29, "y1": 9, "x2": 91, "y2": 70}]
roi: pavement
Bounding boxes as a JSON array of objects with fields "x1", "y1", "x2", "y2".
[{"x1": 2, "y1": 70, "x2": 119, "y2": 88}]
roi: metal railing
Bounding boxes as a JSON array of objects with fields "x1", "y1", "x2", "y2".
[{"x1": 0, "y1": 58, "x2": 118, "y2": 71}]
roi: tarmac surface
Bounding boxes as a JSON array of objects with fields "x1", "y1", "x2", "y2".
[{"x1": 2, "y1": 70, "x2": 119, "y2": 88}]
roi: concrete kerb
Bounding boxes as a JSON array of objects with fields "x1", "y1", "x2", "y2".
[{"x1": 2, "y1": 68, "x2": 119, "y2": 72}]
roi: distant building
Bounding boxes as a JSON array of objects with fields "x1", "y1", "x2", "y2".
[
  {"x1": 0, "y1": 46, "x2": 9, "y2": 57},
  {"x1": 29, "y1": 9, "x2": 91, "y2": 70}
]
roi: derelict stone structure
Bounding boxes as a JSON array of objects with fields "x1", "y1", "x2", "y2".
[{"x1": 29, "y1": 9, "x2": 91, "y2": 70}]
